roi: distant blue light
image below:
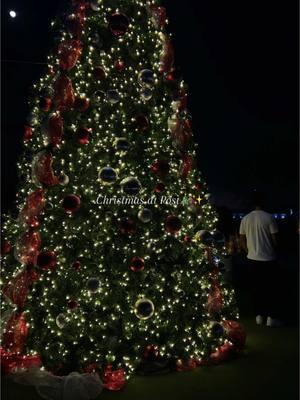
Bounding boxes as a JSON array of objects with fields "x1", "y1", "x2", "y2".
[
  {"x1": 232, "y1": 212, "x2": 291, "y2": 221},
  {"x1": 9, "y1": 10, "x2": 17, "y2": 18}
]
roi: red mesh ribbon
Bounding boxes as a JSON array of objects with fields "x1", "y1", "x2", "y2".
[
  {"x1": 23, "y1": 125, "x2": 33, "y2": 142},
  {"x1": 83, "y1": 363, "x2": 99, "y2": 373},
  {"x1": 176, "y1": 358, "x2": 197, "y2": 372},
  {"x1": 143, "y1": 344, "x2": 160, "y2": 360},
  {"x1": 66, "y1": 2, "x2": 86, "y2": 39},
  {"x1": 71, "y1": 0, "x2": 87, "y2": 16},
  {"x1": 15, "y1": 230, "x2": 41, "y2": 265},
  {"x1": 150, "y1": 5, "x2": 167, "y2": 28},
  {"x1": 48, "y1": 113, "x2": 64, "y2": 145},
  {"x1": 173, "y1": 89, "x2": 188, "y2": 113},
  {"x1": 0, "y1": 348, "x2": 41, "y2": 375},
  {"x1": 170, "y1": 118, "x2": 192, "y2": 149},
  {"x1": 102, "y1": 365, "x2": 126, "y2": 391},
  {"x1": 205, "y1": 247, "x2": 214, "y2": 266},
  {"x1": 32, "y1": 151, "x2": 58, "y2": 187},
  {"x1": 206, "y1": 282, "x2": 223, "y2": 314},
  {"x1": 54, "y1": 75, "x2": 75, "y2": 110},
  {"x1": 2, "y1": 312, "x2": 29, "y2": 353},
  {"x1": 201, "y1": 343, "x2": 234, "y2": 365},
  {"x1": 222, "y1": 320, "x2": 246, "y2": 352},
  {"x1": 180, "y1": 154, "x2": 193, "y2": 179},
  {"x1": 58, "y1": 40, "x2": 82, "y2": 71},
  {"x1": 160, "y1": 38, "x2": 174, "y2": 73},
  {"x1": 76, "y1": 2, "x2": 87, "y2": 21},
  {"x1": 3, "y1": 268, "x2": 39, "y2": 308},
  {"x1": 205, "y1": 246, "x2": 224, "y2": 313},
  {"x1": 19, "y1": 189, "x2": 45, "y2": 225}
]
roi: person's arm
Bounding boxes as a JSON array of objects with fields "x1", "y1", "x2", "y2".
[
  {"x1": 269, "y1": 218, "x2": 279, "y2": 249},
  {"x1": 239, "y1": 234, "x2": 248, "y2": 253},
  {"x1": 239, "y1": 218, "x2": 248, "y2": 254},
  {"x1": 271, "y1": 233, "x2": 278, "y2": 248}
]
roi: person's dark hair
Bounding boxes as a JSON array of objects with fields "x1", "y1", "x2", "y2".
[{"x1": 251, "y1": 190, "x2": 265, "y2": 208}]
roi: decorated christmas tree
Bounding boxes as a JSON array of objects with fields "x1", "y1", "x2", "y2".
[{"x1": 1, "y1": 0, "x2": 245, "y2": 386}]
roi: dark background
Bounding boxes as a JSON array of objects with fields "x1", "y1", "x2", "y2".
[{"x1": 1, "y1": 0, "x2": 299, "y2": 213}]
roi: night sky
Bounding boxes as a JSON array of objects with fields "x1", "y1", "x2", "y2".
[{"x1": 1, "y1": 0, "x2": 298, "y2": 213}]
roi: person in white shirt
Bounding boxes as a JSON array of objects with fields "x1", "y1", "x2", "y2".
[{"x1": 239, "y1": 191, "x2": 281, "y2": 327}]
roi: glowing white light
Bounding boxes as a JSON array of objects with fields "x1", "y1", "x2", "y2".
[{"x1": 9, "y1": 10, "x2": 17, "y2": 18}]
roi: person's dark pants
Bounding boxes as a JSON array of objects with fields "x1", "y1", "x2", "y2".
[{"x1": 247, "y1": 259, "x2": 280, "y2": 319}]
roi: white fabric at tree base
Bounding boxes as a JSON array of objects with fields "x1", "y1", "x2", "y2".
[{"x1": 11, "y1": 368, "x2": 103, "y2": 400}]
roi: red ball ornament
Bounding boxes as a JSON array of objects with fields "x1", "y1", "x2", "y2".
[
  {"x1": 67, "y1": 299, "x2": 78, "y2": 310},
  {"x1": 36, "y1": 251, "x2": 57, "y2": 270},
  {"x1": 151, "y1": 160, "x2": 169, "y2": 178},
  {"x1": 114, "y1": 59, "x2": 125, "y2": 72},
  {"x1": 102, "y1": 365, "x2": 126, "y2": 391},
  {"x1": 119, "y1": 218, "x2": 136, "y2": 236},
  {"x1": 143, "y1": 344, "x2": 160, "y2": 361},
  {"x1": 183, "y1": 235, "x2": 191, "y2": 244},
  {"x1": 166, "y1": 72, "x2": 175, "y2": 81},
  {"x1": 48, "y1": 113, "x2": 64, "y2": 146},
  {"x1": 1, "y1": 240, "x2": 12, "y2": 255},
  {"x1": 164, "y1": 215, "x2": 182, "y2": 234},
  {"x1": 93, "y1": 66, "x2": 107, "y2": 80},
  {"x1": 130, "y1": 257, "x2": 145, "y2": 272},
  {"x1": 62, "y1": 194, "x2": 81, "y2": 214},
  {"x1": 39, "y1": 97, "x2": 52, "y2": 112},
  {"x1": 154, "y1": 182, "x2": 165, "y2": 193},
  {"x1": 74, "y1": 97, "x2": 90, "y2": 112},
  {"x1": 23, "y1": 125, "x2": 33, "y2": 142},
  {"x1": 77, "y1": 127, "x2": 91, "y2": 145},
  {"x1": 72, "y1": 260, "x2": 81, "y2": 271},
  {"x1": 58, "y1": 39, "x2": 82, "y2": 71},
  {"x1": 108, "y1": 13, "x2": 129, "y2": 37},
  {"x1": 54, "y1": 74, "x2": 75, "y2": 110},
  {"x1": 222, "y1": 320, "x2": 246, "y2": 352},
  {"x1": 195, "y1": 182, "x2": 202, "y2": 191},
  {"x1": 134, "y1": 114, "x2": 149, "y2": 132}
]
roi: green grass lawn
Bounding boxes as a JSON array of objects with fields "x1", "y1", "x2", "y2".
[{"x1": 2, "y1": 317, "x2": 298, "y2": 400}]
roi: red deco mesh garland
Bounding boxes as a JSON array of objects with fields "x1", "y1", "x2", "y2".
[
  {"x1": 1, "y1": 1, "x2": 89, "y2": 374},
  {"x1": 205, "y1": 247, "x2": 224, "y2": 314}
]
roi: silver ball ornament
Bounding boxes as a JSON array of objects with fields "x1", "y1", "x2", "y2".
[
  {"x1": 99, "y1": 167, "x2": 117, "y2": 185},
  {"x1": 138, "y1": 69, "x2": 155, "y2": 87},
  {"x1": 56, "y1": 313, "x2": 68, "y2": 329},
  {"x1": 138, "y1": 208, "x2": 152, "y2": 223}
]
